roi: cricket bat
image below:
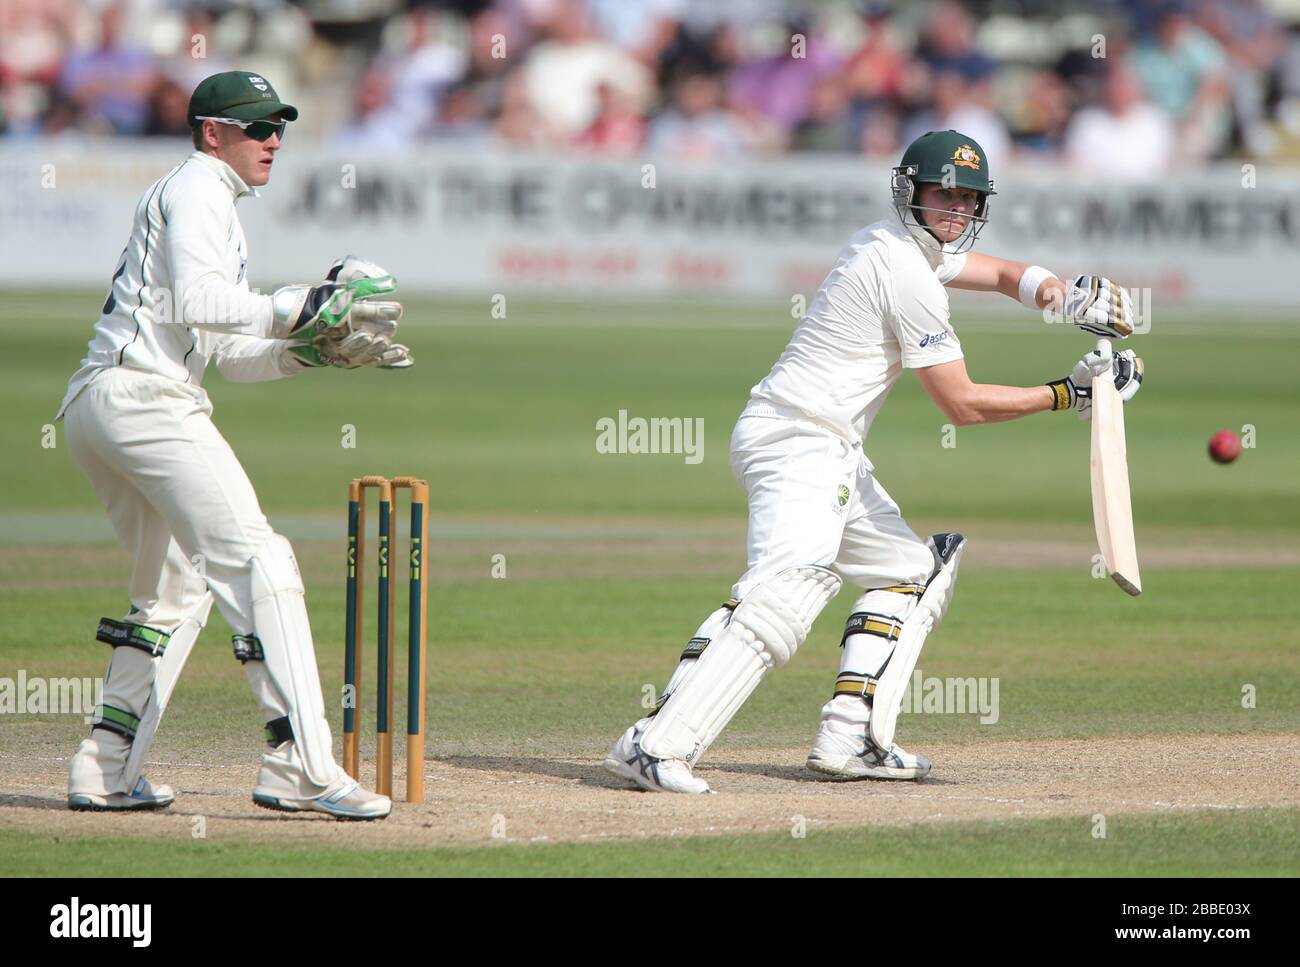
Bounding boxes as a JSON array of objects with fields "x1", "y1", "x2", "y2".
[{"x1": 1090, "y1": 338, "x2": 1142, "y2": 595}]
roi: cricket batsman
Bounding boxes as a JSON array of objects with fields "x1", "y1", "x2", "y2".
[
  {"x1": 58, "y1": 71, "x2": 409, "y2": 819},
  {"x1": 605, "y1": 129, "x2": 1144, "y2": 793}
]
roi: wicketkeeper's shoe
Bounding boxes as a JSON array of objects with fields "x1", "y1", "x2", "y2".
[
  {"x1": 68, "y1": 775, "x2": 175, "y2": 812},
  {"x1": 603, "y1": 722, "x2": 712, "y2": 794},
  {"x1": 806, "y1": 720, "x2": 931, "y2": 781},
  {"x1": 253, "y1": 741, "x2": 391, "y2": 820},
  {"x1": 253, "y1": 777, "x2": 391, "y2": 821}
]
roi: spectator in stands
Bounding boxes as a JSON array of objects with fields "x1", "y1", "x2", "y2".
[
  {"x1": 655, "y1": 20, "x2": 735, "y2": 94},
  {"x1": 1064, "y1": 62, "x2": 1175, "y2": 180},
  {"x1": 858, "y1": 103, "x2": 902, "y2": 157},
  {"x1": 0, "y1": 0, "x2": 75, "y2": 136},
  {"x1": 576, "y1": 80, "x2": 646, "y2": 154},
  {"x1": 915, "y1": 1, "x2": 998, "y2": 80},
  {"x1": 142, "y1": 75, "x2": 191, "y2": 138},
  {"x1": 793, "y1": 74, "x2": 855, "y2": 152},
  {"x1": 730, "y1": 14, "x2": 843, "y2": 135},
  {"x1": 648, "y1": 69, "x2": 747, "y2": 160},
  {"x1": 588, "y1": 0, "x2": 686, "y2": 67},
  {"x1": 452, "y1": 6, "x2": 522, "y2": 123},
  {"x1": 433, "y1": 80, "x2": 492, "y2": 143},
  {"x1": 38, "y1": 86, "x2": 86, "y2": 141},
  {"x1": 1017, "y1": 69, "x2": 1073, "y2": 156},
  {"x1": 380, "y1": 7, "x2": 467, "y2": 142},
  {"x1": 1132, "y1": 0, "x2": 1231, "y2": 159},
  {"x1": 844, "y1": 2, "x2": 908, "y2": 108},
  {"x1": 901, "y1": 65, "x2": 1011, "y2": 170},
  {"x1": 494, "y1": 69, "x2": 557, "y2": 148},
  {"x1": 1197, "y1": 0, "x2": 1288, "y2": 156},
  {"x1": 521, "y1": 0, "x2": 651, "y2": 138},
  {"x1": 334, "y1": 67, "x2": 418, "y2": 152},
  {"x1": 58, "y1": 2, "x2": 156, "y2": 135}
]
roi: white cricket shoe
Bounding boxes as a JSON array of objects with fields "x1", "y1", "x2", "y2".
[
  {"x1": 253, "y1": 777, "x2": 391, "y2": 821},
  {"x1": 68, "y1": 775, "x2": 175, "y2": 812},
  {"x1": 253, "y1": 741, "x2": 391, "y2": 820},
  {"x1": 603, "y1": 722, "x2": 711, "y2": 794},
  {"x1": 806, "y1": 719, "x2": 931, "y2": 781},
  {"x1": 68, "y1": 734, "x2": 175, "y2": 810}
]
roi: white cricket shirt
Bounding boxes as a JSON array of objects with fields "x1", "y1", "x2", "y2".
[
  {"x1": 58, "y1": 151, "x2": 286, "y2": 417},
  {"x1": 747, "y1": 218, "x2": 967, "y2": 446}
]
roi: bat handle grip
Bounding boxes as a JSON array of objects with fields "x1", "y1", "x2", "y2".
[{"x1": 1095, "y1": 336, "x2": 1113, "y2": 359}]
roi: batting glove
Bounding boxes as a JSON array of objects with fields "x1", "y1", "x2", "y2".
[
  {"x1": 1047, "y1": 345, "x2": 1144, "y2": 420},
  {"x1": 1064, "y1": 275, "x2": 1135, "y2": 339}
]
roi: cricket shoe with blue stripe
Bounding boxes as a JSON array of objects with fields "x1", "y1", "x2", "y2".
[
  {"x1": 253, "y1": 741, "x2": 391, "y2": 820},
  {"x1": 253, "y1": 776, "x2": 391, "y2": 820},
  {"x1": 68, "y1": 775, "x2": 175, "y2": 812},
  {"x1": 603, "y1": 722, "x2": 711, "y2": 794},
  {"x1": 806, "y1": 720, "x2": 931, "y2": 780}
]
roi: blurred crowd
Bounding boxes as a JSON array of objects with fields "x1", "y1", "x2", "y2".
[{"x1": 5, "y1": 0, "x2": 1300, "y2": 176}]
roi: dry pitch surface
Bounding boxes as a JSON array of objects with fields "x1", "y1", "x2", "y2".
[{"x1": 2, "y1": 733, "x2": 1296, "y2": 849}]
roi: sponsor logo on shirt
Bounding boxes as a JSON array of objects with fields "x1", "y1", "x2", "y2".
[{"x1": 919, "y1": 331, "x2": 949, "y2": 348}]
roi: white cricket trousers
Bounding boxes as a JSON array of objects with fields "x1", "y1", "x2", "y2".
[
  {"x1": 729, "y1": 411, "x2": 935, "y2": 597},
  {"x1": 63, "y1": 366, "x2": 277, "y2": 632}
]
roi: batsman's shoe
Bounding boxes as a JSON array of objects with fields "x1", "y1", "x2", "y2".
[
  {"x1": 806, "y1": 721, "x2": 931, "y2": 781},
  {"x1": 603, "y1": 723, "x2": 711, "y2": 795},
  {"x1": 68, "y1": 775, "x2": 175, "y2": 812},
  {"x1": 253, "y1": 743, "x2": 390, "y2": 820}
]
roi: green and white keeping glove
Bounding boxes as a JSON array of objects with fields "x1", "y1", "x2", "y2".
[
  {"x1": 278, "y1": 256, "x2": 411, "y2": 369},
  {"x1": 1046, "y1": 343, "x2": 1144, "y2": 420},
  {"x1": 270, "y1": 256, "x2": 400, "y2": 339},
  {"x1": 314, "y1": 256, "x2": 410, "y2": 368}
]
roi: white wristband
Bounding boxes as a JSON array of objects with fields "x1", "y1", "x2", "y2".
[{"x1": 1018, "y1": 265, "x2": 1056, "y2": 309}]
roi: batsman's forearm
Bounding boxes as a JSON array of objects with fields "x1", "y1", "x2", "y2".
[{"x1": 948, "y1": 383, "x2": 1057, "y2": 425}]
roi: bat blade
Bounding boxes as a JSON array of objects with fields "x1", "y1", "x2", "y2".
[{"x1": 1090, "y1": 344, "x2": 1141, "y2": 596}]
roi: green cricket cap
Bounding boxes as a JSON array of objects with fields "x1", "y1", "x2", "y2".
[
  {"x1": 899, "y1": 129, "x2": 993, "y2": 194},
  {"x1": 187, "y1": 71, "x2": 298, "y2": 125}
]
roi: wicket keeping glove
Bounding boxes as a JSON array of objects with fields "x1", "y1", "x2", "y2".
[
  {"x1": 1064, "y1": 275, "x2": 1135, "y2": 339},
  {"x1": 1047, "y1": 344, "x2": 1144, "y2": 420},
  {"x1": 314, "y1": 256, "x2": 409, "y2": 368},
  {"x1": 270, "y1": 256, "x2": 399, "y2": 339}
]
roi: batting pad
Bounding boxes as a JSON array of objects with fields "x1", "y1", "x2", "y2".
[
  {"x1": 640, "y1": 565, "x2": 841, "y2": 762},
  {"x1": 870, "y1": 534, "x2": 966, "y2": 751}
]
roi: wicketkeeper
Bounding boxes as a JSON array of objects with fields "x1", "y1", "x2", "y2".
[
  {"x1": 58, "y1": 71, "x2": 409, "y2": 818},
  {"x1": 606, "y1": 129, "x2": 1144, "y2": 793}
]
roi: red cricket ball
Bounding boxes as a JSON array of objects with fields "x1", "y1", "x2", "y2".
[{"x1": 1208, "y1": 429, "x2": 1241, "y2": 464}]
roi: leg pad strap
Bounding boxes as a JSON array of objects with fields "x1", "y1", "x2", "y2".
[
  {"x1": 265, "y1": 715, "x2": 294, "y2": 747},
  {"x1": 97, "y1": 618, "x2": 170, "y2": 657}
]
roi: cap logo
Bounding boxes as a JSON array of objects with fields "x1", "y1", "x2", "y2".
[
  {"x1": 951, "y1": 144, "x2": 981, "y2": 169},
  {"x1": 249, "y1": 75, "x2": 269, "y2": 92}
]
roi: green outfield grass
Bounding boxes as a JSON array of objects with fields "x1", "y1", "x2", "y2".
[
  {"x1": 5, "y1": 292, "x2": 1299, "y2": 526},
  {"x1": 2, "y1": 809, "x2": 1295, "y2": 877},
  {"x1": 6, "y1": 567, "x2": 1298, "y2": 752},
  {"x1": 2, "y1": 290, "x2": 1297, "y2": 876}
]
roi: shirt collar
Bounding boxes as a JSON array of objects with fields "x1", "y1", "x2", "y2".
[{"x1": 188, "y1": 151, "x2": 258, "y2": 200}]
